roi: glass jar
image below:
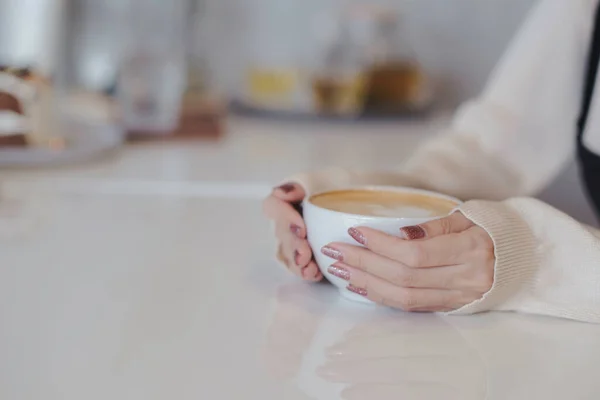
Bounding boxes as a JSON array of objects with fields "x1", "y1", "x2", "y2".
[
  {"x1": 117, "y1": 0, "x2": 188, "y2": 135},
  {"x1": 363, "y1": 7, "x2": 431, "y2": 113},
  {"x1": 236, "y1": 1, "x2": 431, "y2": 118},
  {"x1": 313, "y1": 5, "x2": 431, "y2": 116}
]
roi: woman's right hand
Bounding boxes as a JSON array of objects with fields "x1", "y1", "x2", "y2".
[{"x1": 263, "y1": 183, "x2": 323, "y2": 282}]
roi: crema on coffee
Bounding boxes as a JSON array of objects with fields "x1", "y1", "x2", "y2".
[{"x1": 309, "y1": 189, "x2": 458, "y2": 218}]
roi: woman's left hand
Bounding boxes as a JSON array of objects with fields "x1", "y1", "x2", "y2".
[{"x1": 322, "y1": 212, "x2": 495, "y2": 312}]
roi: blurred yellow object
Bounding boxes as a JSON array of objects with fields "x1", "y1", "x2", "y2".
[{"x1": 247, "y1": 68, "x2": 299, "y2": 108}]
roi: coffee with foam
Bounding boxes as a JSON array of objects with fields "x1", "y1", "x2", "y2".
[{"x1": 309, "y1": 189, "x2": 458, "y2": 218}]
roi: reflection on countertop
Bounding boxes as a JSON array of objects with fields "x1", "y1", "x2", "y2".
[
  {"x1": 264, "y1": 281, "x2": 600, "y2": 400},
  {"x1": 263, "y1": 282, "x2": 485, "y2": 400}
]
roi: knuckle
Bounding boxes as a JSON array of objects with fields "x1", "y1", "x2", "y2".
[
  {"x1": 405, "y1": 243, "x2": 427, "y2": 267},
  {"x1": 355, "y1": 250, "x2": 367, "y2": 271},
  {"x1": 356, "y1": 250, "x2": 375, "y2": 274},
  {"x1": 472, "y1": 227, "x2": 494, "y2": 249},
  {"x1": 464, "y1": 232, "x2": 481, "y2": 250},
  {"x1": 397, "y1": 290, "x2": 418, "y2": 311},
  {"x1": 392, "y1": 267, "x2": 416, "y2": 287},
  {"x1": 438, "y1": 217, "x2": 453, "y2": 235}
]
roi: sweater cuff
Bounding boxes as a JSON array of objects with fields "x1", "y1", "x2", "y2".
[{"x1": 448, "y1": 200, "x2": 539, "y2": 315}]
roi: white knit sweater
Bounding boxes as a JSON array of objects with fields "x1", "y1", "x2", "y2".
[{"x1": 290, "y1": 0, "x2": 600, "y2": 323}]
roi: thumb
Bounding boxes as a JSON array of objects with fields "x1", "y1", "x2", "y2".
[
  {"x1": 400, "y1": 212, "x2": 474, "y2": 240},
  {"x1": 273, "y1": 182, "x2": 306, "y2": 203}
]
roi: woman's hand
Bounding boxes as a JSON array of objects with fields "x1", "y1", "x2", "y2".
[
  {"x1": 263, "y1": 183, "x2": 323, "y2": 282},
  {"x1": 321, "y1": 212, "x2": 494, "y2": 312}
]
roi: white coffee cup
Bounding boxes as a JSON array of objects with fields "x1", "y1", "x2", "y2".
[{"x1": 303, "y1": 186, "x2": 462, "y2": 303}]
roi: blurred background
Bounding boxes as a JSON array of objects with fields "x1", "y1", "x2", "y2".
[
  {"x1": 0, "y1": 0, "x2": 595, "y2": 223},
  {"x1": 0, "y1": 0, "x2": 535, "y2": 108}
]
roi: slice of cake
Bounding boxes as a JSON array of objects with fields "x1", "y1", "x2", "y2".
[
  {"x1": 0, "y1": 66, "x2": 47, "y2": 148},
  {"x1": 0, "y1": 91, "x2": 27, "y2": 147}
]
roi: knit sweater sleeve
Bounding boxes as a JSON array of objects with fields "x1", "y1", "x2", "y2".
[{"x1": 452, "y1": 198, "x2": 600, "y2": 323}]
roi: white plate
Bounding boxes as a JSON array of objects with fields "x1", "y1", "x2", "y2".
[{"x1": 0, "y1": 121, "x2": 124, "y2": 168}]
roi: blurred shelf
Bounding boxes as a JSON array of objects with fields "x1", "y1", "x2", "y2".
[{"x1": 229, "y1": 100, "x2": 433, "y2": 124}]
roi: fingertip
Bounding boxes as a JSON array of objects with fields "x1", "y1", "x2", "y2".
[
  {"x1": 273, "y1": 183, "x2": 306, "y2": 201},
  {"x1": 302, "y1": 262, "x2": 322, "y2": 281},
  {"x1": 301, "y1": 264, "x2": 315, "y2": 280},
  {"x1": 293, "y1": 239, "x2": 313, "y2": 266},
  {"x1": 274, "y1": 183, "x2": 296, "y2": 194},
  {"x1": 293, "y1": 183, "x2": 307, "y2": 197},
  {"x1": 314, "y1": 271, "x2": 324, "y2": 281}
]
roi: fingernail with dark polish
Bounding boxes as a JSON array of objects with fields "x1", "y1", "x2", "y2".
[
  {"x1": 321, "y1": 246, "x2": 343, "y2": 261},
  {"x1": 328, "y1": 264, "x2": 351, "y2": 281},
  {"x1": 276, "y1": 183, "x2": 295, "y2": 194},
  {"x1": 348, "y1": 227, "x2": 367, "y2": 245},
  {"x1": 347, "y1": 284, "x2": 368, "y2": 297},
  {"x1": 294, "y1": 250, "x2": 301, "y2": 266},
  {"x1": 290, "y1": 224, "x2": 302, "y2": 238},
  {"x1": 400, "y1": 225, "x2": 426, "y2": 240}
]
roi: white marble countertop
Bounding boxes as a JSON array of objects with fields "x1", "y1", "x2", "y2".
[{"x1": 2, "y1": 116, "x2": 600, "y2": 400}]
